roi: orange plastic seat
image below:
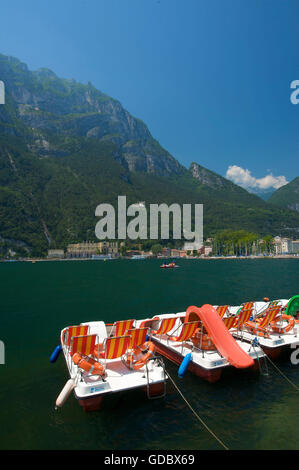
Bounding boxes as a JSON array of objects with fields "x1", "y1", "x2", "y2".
[
  {"x1": 223, "y1": 316, "x2": 237, "y2": 330},
  {"x1": 112, "y1": 319, "x2": 135, "y2": 337},
  {"x1": 63, "y1": 325, "x2": 89, "y2": 347},
  {"x1": 103, "y1": 335, "x2": 132, "y2": 360},
  {"x1": 168, "y1": 321, "x2": 199, "y2": 343},
  {"x1": 245, "y1": 306, "x2": 281, "y2": 337},
  {"x1": 216, "y1": 305, "x2": 229, "y2": 318},
  {"x1": 70, "y1": 334, "x2": 98, "y2": 357},
  {"x1": 127, "y1": 328, "x2": 148, "y2": 349},
  {"x1": 152, "y1": 317, "x2": 178, "y2": 336},
  {"x1": 235, "y1": 308, "x2": 253, "y2": 330},
  {"x1": 242, "y1": 302, "x2": 254, "y2": 311}
]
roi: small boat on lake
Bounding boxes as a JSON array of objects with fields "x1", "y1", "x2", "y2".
[
  {"x1": 55, "y1": 320, "x2": 167, "y2": 411},
  {"x1": 160, "y1": 261, "x2": 179, "y2": 269}
]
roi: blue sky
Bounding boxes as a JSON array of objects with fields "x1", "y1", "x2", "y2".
[{"x1": 1, "y1": 0, "x2": 298, "y2": 191}]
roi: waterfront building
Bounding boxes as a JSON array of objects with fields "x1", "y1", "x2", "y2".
[
  {"x1": 291, "y1": 240, "x2": 299, "y2": 254},
  {"x1": 47, "y1": 249, "x2": 65, "y2": 259},
  {"x1": 161, "y1": 247, "x2": 171, "y2": 257},
  {"x1": 183, "y1": 241, "x2": 203, "y2": 252},
  {"x1": 203, "y1": 246, "x2": 213, "y2": 256},
  {"x1": 67, "y1": 241, "x2": 119, "y2": 258},
  {"x1": 273, "y1": 237, "x2": 299, "y2": 255}
]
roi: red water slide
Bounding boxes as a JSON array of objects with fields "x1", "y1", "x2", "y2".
[{"x1": 186, "y1": 304, "x2": 254, "y2": 369}]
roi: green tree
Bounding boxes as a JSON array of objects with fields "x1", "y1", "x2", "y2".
[{"x1": 151, "y1": 243, "x2": 163, "y2": 256}]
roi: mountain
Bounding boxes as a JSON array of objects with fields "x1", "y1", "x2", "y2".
[
  {"x1": 268, "y1": 177, "x2": 299, "y2": 212},
  {"x1": 0, "y1": 53, "x2": 298, "y2": 256},
  {"x1": 247, "y1": 188, "x2": 275, "y2": 201}
]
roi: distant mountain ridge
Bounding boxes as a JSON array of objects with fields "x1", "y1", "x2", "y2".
[
  {"x1": 0, "y1": 53, "x2": 298, "y2": 256},
  {"x1": 268, "y1": 177, "x2": 299, "y2": 212}
]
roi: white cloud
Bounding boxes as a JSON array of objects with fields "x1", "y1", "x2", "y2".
[{"x1": 225, "y1": 165, "x2": 288, "y2": 191}]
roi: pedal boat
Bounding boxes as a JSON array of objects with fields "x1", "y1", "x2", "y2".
[
  {"x1": 137, "y1": 305, "x2": 265, "y2": 383},
  {"x1": 160, "y1": 262, "x2": 179, "y2": 269},
  {"x1": 220, "y1": 297, "x2": 299, "y2": 360},
  {"x1": 58, "y1": 320, "x2": 167, "y2": 411}
]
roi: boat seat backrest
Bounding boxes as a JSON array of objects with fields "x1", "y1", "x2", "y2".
[
  {"x1": 223, "y1": 316, "x2": 236, "y2": 330},
  {"x1": 64, "y1": 325, "x2": 89, "y2": 347},
  {"x1": 155, "y1": 317, "x2": 178, "y2": 335},
  {"x1": 216, "y1": 305, "x2": 228, "y2": 318},
  {"x1": 241, "y1": 302, "x2": 254, "y2": 312},
  {"x1": 236, "y1": 308, "x2": 252, "y2": 329},
  {"x1": 171, "y1": 321, "x2": 199, "y2": 342},
  {"x1": 104, "y1": 335, "x2": 132, "y2": 359},
  {"x1": 127, "y1": 328, "x2": 148, "y2": 349},
  {"x1": 113, "y1": 319, "x2": 135, "y2": 337},
  {"x1": 259, "y1": 306, "x2": 281, "y2": 328},
  {"x1": 70, "y1": 334, "x2": 98, "y2": 357}
]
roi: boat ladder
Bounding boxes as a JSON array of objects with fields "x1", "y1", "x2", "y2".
[{"x1": 250, "y1": 338, "x2": 269, "y2": 376}]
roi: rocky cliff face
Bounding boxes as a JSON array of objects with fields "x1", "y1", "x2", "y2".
[
  {"x1": 0, "y1": 54, "x2": 183, "y2": 176},
  {"x1": 190, "y1": 162, "x2": 225, "y2": 189}
]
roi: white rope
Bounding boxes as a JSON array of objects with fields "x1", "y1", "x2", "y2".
[{"x1": 165, "y1": 368, "x2": 229, "y2": 450}]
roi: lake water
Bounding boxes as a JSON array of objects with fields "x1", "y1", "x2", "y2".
[{"x1": 0, "y1": 258, "x2": 298, "y2": 450}]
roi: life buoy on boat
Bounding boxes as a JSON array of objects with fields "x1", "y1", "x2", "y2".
[
  {"x1": 92, "y1": 345, "x2": 105, "y2": 359},
  {"x1": 124, "y1": 341, "x2": 156, "y2": 370},
  {"x1": 72, "y1": 352, "x2": 105, "y2": 376},
  {"x1": 191, "y1": 328, "x2": 216, "y2": 350},
  {"x1": 244, "y1": 320, "x2": 268, "y2": 337},
  {"x1": 270, "y1": 314, "x2": 295, "y2": 334}
]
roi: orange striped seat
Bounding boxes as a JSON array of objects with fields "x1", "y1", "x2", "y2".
[
  {"x1": 70, "y1": 334, "x2": 97, "y2": 357},
  {"x1": 223, "y1": 316, "x2": 237, "y2": 330},
  {"x1": 152, "y1": 317, "x2": 178, "y2": 336},
  {"x1": 241, "y1": 302, "x2": 254, "y2": 312},
  {"x1": 113, "y1": 319, "x2": 135, "y2": 337},
  {"x1": 269, "y1": 300, "x2": 279, "y2": 307},
  {"x1": 259, "y1": 306, "x2": 281, "y2": 328},
  {"x1": 168, "y1": 321, "x2": 199, "y2": 343},
  {"x1": 127, "y1": 328, "x2": 148, "y2": 349},
  {"x1": 235, "y1": 308, "x2": 252, "y2": 330},
  {"x1": 64, "y1": 325, "x2": 89, "y2": 347},
  {"x1": 103, "y1": 335, "x2": 132, "y2": 359},
  {"x1": 245, "y1": 306, "x2": 281, "y2": 336},
  {"x1": 216, "y1": 305, "x2": 229, "y2": 318}
]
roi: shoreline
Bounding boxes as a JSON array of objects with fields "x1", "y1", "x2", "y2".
[{"x1": 1, "y1": 255, "x2": 298, "y2": 263}]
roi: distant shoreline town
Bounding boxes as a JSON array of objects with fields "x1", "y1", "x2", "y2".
[{"x1": 2, "y1": 235, "x2": 298, "y2": 262}]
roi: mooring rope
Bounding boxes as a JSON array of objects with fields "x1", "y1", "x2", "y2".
[
  {"x1": 165, "y1": 368, "x2": 229, "y2": 450},
  {"x1": 264, "y1": 353, "x2": 299, "y2": 392}
]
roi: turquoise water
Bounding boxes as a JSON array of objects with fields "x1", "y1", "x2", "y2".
[{"x1": 0, "y1": 258, "x2": 298, "y2": 450}]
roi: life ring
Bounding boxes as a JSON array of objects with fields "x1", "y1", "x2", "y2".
[
  {"x1": 270, "y1": 314, "x2": 295, "y2": 334},
  {"x1": 72, "y1": 352, "x2": 105, "y2": 376},
  {"x1": 124, "y1": 341, "x2": 156, "y2": 370},
  {"x1": 191, "y1": 328, "x2": 216, "y2": 350},
  {"x1": 92, "y1": 344, "x2": 105, "y2": 359},
  {"x1": 244, "y1": 320, "x2": 269, "y2": 338}
]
